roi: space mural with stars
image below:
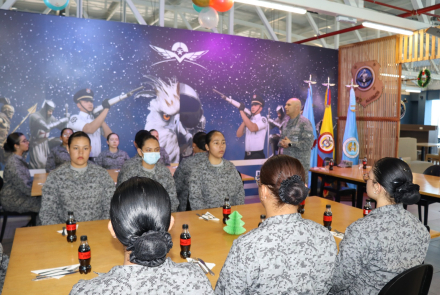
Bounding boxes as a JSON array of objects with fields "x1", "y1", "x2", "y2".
[{"x1": 0, "y1": 10, "x2": 338, "y2": 165}]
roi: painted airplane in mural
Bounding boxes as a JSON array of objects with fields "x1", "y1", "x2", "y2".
[{"x1": 149, "y1": 42, "x2": 209, "y2": 69}]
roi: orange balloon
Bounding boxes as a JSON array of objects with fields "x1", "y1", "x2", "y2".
[
  {"x1": 209, "y1": 0, "x2": 234, "y2": 12},
  {"x1": 193, "y1": 0, "x2": 210, "y2": 7}
]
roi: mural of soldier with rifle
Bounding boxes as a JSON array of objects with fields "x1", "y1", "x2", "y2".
[{"x1": 0, "y1": 97, "x2": 14, "y2": 166}]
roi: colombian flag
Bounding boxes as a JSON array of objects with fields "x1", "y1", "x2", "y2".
[{"x1": 317, "y1": 88, "x2": 334, "y2": 167}]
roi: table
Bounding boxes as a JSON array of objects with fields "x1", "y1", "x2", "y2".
[
  {"x1": 2, "y1": 197, "x2": 366, "y2": 294},
  {"x1": 31, "y1": 170, "x2": 254, "y2": 197},
  {"x1": 417, "y1": 142, "x2": 440, "y2": 161}
]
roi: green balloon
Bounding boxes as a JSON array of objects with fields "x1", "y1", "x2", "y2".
[
  {"x1": 192, "y1": 0, "x2": 209, "y2": 7},
  {"x1": 193, "y1": 3, "x2": 203, "y2": 12}
]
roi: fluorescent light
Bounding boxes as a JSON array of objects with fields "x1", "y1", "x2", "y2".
[
  {"x1": 362, "y1": 22, "x2": 413, "y2": 36},
  {"x1": 403, "y1": 86, "x2": 422, "y2": 93},
  {"x1": 234, "y1": 0, "x2": 307, "y2": 14},
  {"x1": 406, "y1": 89, "x2": 421, "y2": 93},
  {"x1": 380, "y1": 73, "x2": 405, "y2": 78}
]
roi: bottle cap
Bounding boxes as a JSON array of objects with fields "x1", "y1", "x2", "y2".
[
  {"x1": 225, "y1": 197, "x2": 229, "y2": 201},
  {"x1": 68, "y1": 211, "x2": 73, "y2": 215},
  {"x1": 326, "y1": 204, "x2": 331, "y2": 208},
  {"x1": 182, "y1": 224, "x2": 188, "y2": 229},
  {"x1": 260, "y1": 214, "x2": 266, "y2": 219},
  {"x1": 80, "y1": 235, "x2": 87, "y2": 241}
]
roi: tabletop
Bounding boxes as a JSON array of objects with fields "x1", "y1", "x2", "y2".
[
  {"x1": 3, "y1": 197, "x2": 365, "y2": 294},
  {"x1": 31, "y1": 169, "x2": 254, "y2": 197},
  {"x1": 416, "y1": 142, "x2": 440, "y2": 148}
]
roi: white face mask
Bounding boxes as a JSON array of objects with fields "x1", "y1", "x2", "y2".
[{"x1": 142, "y1": 152, "x2": 160, "y2": 165}]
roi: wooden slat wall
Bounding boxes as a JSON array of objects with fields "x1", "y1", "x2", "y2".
[
  {"x1": 398, "y1": 28, "x2": 440, "y2": 63},
  {"x1": 338, "y1": 36, "x2": 400, "y2": 165}
]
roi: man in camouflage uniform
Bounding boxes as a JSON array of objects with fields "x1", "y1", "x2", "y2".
[
  {"x1": 0, "y1": 98, "x2": 14, "y2": 166},
  {"x1": 279, "y1": 98, "x2": 314, "y2": 182},
  {"x1": 29, "y1": 100, "x2": 69, "y2": 169}
]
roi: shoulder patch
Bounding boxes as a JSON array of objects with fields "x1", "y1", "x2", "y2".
[
  {"x1": 70, "y1": 116, "x2": 77, "y2": 123},
  {"x1": 262, "y1": 117, "x2": 267, "y2": 124}
]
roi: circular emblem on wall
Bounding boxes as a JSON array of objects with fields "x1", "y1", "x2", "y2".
[
  {"x1": 343, "y1": 137, "x2": 360, "y2": 159},
  {"x1": 355, "y1": 66, "x2": 375, "y2": 91},
  {"x1": 318, "y1": 132, "x2": 334, "y2": 153},
  {"x1": 400, "y1": 100, "x2": 406, "y2": 119}
]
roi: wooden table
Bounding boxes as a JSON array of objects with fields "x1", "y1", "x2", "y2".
[
  {"x1": 3, "y1": 197, "x2": 366, "y2": 294},
  {"x1": 416, "y1": 142, "x2": 440, "y2": 161},
  {"x1": 31, "y1": 169, "x2": 254, "y2": 197}
]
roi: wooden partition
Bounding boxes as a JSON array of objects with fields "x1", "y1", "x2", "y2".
[
  {"x1": 397, "y1": 28, "x2": 440, "y2": 63},
  {"x1": 338, "y1": 36, "x2": 401, "y2": 164}
]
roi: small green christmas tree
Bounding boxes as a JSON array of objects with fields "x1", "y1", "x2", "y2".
[{"x1": 223, "y1": 211, "x2": 246, "y2": 235}]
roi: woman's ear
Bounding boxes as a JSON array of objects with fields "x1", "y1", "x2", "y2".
[
  {"x1": 108, "y1": 221, "x2": 117, "y2": 239},
  {"x1": 137, "y1": 147, "x2": 143, "y2": 158},
  {"x1": 205, "y1": 144, "x2": 209, "y2": 152},
  {"x1": 168, "y1": 216, "x2": 175, "y2": 231}
]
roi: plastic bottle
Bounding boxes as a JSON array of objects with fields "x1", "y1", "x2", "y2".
[
  {"x1": 298, "y1": 200, "x2": 305, "y2": 214},
  {"x1": 362, "y1": 157, "x2": 367, "y2": 169},
  {"x1": 323, "y1": 204, "x2": 332, "y2": 230},
  {"x1": 223, "y1": 197, "x2": 231, "y2": 224},
  {"x1": 258, "y1": 214, "x2": 266, "y2": 227},
  {"x1": 66, "y1": 211, "x2": 77, "y2": 243},
  {"x1": 364, "y1": 199, "x2": 372, "y2": 217},
  {"x1": 78, "y1": 235, "x2": 91, "y2": 274},
  {"x1": 329, "y1": 158, "x2": 334, "y2": 171},
  {"x1": 180, "y1": 224, "x2": 191, "y2": 259}
]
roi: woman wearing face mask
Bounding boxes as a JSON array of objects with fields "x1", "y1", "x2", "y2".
[
  {"x1": 96, "y1": 133, "x2": 130, "y2": 170},
  {"x1": 187, "y1": 130, "x2": 245, "y2": 211},
  {"x1": 0, "y1": 132, "x2": 41, "y2": 213},
  {"x1": 45, "y1": 128, "x2": 73, "y2": 172},
  {"x1": 117, "y1": 133, "x2": 179, "y2": 212}
]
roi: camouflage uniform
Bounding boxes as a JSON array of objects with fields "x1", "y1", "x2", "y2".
[
  {"x1": 116, "y1": 157, "x2": 179, "y2": 212},
  {"x1": 0, "y1": 108, "x2": 12, "y2": 166},
  {"x1": 215, "y1": 213, "x2": 337, "y2": 294},
  {"x1": 173, "y1": 152, "x2": 208, "y2": 211},
  {"x1": 280, "y1": 114, "x2": 314, "y2": 182},
  {"x1": 0, "y1": 154, "x2": 41, "y2": 213},
  {"x1": 159, "y1": 147, "x2": 171, "y2": 166},
  {"x1": 330, "y1": 204, "x2": 430, "y2": 294},
  {"x1": 40, "y1": 163, "x2": 115, "y2": 225},
  {"x1": 187, "y1": 157, "x2": 245, "y2": 211},
  {"x1": 96, "y1": 149, "x2": 130, "y2": 170},
  {"x1": 45, "y1": 145, "x2": 70, "y2": 172},
  {"x1": 0, "y1": 243, "x2": 9, "y2": 293},
  {"x1": 70, "y1": 258, "x2": 214, "y2": 295}
]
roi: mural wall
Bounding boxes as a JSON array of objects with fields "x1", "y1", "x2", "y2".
[{"x1": 0, "y1": 11, "x2": 338, "y2": 168}]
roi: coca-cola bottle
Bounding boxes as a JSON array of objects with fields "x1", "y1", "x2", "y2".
[
  {"x1": 78, "y1": 235, "x2": 91, "y2": 274},
  {"x1": 66, "y1": 211, "x2": 77, "y2": 243},
  {"x1": 362, "y1": 157, "x2": 367, "y2": 169},
  {"x1": 363, "y1": 199, "x2": 372, "y2": 217},
  {"x1": 223, "y1": 198, "x2": 231, "y2": 224},
  {"x1": 180, "y1": 224, "x2": 191, "y2": 259},
  {"x1": 258, "y1": 214, "x2": 266, "y2": 227},
  {"x1": 323, "y1": 204, "x2": 332, "y2": 230},
  {"x1": 329, "y1": 158, "x2": 334, "y2": 171},
  {"x1": 298, "y1": 200, "x2": 305, "y2": 214}
]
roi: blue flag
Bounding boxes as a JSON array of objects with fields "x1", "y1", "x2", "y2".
[
  {"x1": 342, "y1": 87, "x2": 360, "y2": 165},
  {"x1": 303, "y1": 87, "x2": 317, "y2": 186}
]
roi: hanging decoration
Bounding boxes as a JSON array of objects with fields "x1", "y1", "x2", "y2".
[
  {"x1": 193, "y1": 0, "x2": 234, "y2": 29},
  {"x1": 198, "y1": 7, "x2": 219, "y2": 29},
  {"x1": 192, "y1": 0, "x2": 210, "y2": 7},
  {"x1": 417, "y1": 68, "x2": 431, "y2": 88},
  {"x1": 193, "y1": 3, "x2": 204, "y2": 12},
  {"x1": 210, "y1": 0, "x2": 234, "y2": 12},
  {"x1": 43, "y1": 0, "x2": 69, "y2": 11}
]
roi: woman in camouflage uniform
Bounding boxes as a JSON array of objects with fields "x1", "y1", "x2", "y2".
[
  {"x1": 96, "y1": 133, "x2": 129, "y2": 170},
  {"x1": 45, "y1": 128, "x2": 73, "y2": 172}
]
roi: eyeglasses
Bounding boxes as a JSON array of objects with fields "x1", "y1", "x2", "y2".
[
  {"x1": 255, "y1": 171, "x2": 261, "y2": 186},
  {"x1": 363, "y1": 173, "x2": 376, "y2": 183},
  {"x1": 20, "y1": 139, "x2": 29, "y2": 144}
]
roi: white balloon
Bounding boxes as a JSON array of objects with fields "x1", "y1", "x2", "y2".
[{"x1": 198, "y1": 7, "x2": 219, "y2": 30}]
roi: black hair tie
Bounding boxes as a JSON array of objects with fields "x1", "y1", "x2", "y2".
[
  {"x1": 279, "y1": 175, "x2": 308, "y2": 205},
  {"x1": 127, "y1": 231, "x2": 173, "y2": 267}
]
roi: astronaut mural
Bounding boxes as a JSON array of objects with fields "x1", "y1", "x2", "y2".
[{"x1": 0, "y1": 11, "x2": 338, "y2": 165}]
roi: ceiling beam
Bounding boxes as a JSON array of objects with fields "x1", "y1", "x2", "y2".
[
  {"x1": 305, "y1": 13, "x2": 328, "y2": 47},
  {"x1": 255, "y1": 6, "x2": 278, "y2": 41}
]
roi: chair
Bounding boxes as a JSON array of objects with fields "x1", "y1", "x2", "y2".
[
  {"x1": 417, "y1": 165, "x2": 440, "y2": 227},
  {"x1": 425, "y1": 151, "x2": 440, "y2": 165},
  {"x1": 398, "y1": 137, "x2": 432, "y2": 173},
  {"x1": 378, "y1": 264, "x2": 433, "y2": 295},
  {"x1": 319, "y1": 158, "x2": 356, "y2": 206}
]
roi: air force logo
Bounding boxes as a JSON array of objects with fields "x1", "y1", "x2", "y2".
[{"x1": 150, "y1": 42, "x2": 209, "y2": 69}]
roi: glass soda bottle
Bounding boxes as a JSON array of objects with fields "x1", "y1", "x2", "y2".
[
  {"x1": 362, "y1": 157, "x2": 367, "y2": 169},
  {"x1": 364, "y1": 199, "x2": 372, "y2": 217},
  {"x1": 298, "y1": 200, "x2": 305, "y2": 214},
  {"x1": 180, "y1": 224, "x2": 191, "y2": 259},
  {"x1": 329, "y1": 158, "x2": 334, "y2": 171},
  {"x1": 78, "y1": 235, "x2": 91, "y2": 274},
  {"x1": 323, "y1": 204, "x2": 332, "y2": 230},
  {"x1": 66, "y1": 211, "x2": 77, "y2": 243},
  {"x1": 223, "y1": 197, "x2": 231, "y2": 224},
  {"x1": 258, "y1": 214, "x2": 266, "y2": 227}
]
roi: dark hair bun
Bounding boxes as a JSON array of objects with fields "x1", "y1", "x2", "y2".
[
  {"x1": 278, "y1": 175, "x2": 309, "y2": 205},
  {"x1": 393, "y1": 182, "x2": 420, "y2": 205},
  {"x1": 127, "y1": 231, "x2": 173, "y2": 267}
]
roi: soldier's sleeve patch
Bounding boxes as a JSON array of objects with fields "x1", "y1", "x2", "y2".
[
  {"x1": 70, "y1": 117, "x2": 77, "y2": 123},
  {"x1": 262, "y1": 117, "x2": 267, "y2": 124}
]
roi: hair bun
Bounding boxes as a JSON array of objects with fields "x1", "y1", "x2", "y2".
[
  {"x1": 127, "y1": 231, "x2": 173, "y2": 267},
  {"x1": 394, "y1": 182, "x2": 420, "y2": 205},
  {"x1": 278, "y1": 175, "x2": 309, "y2": 205}
]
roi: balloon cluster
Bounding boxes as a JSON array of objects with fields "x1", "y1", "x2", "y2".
[{"x1": 192, "y1": 0, "x2": 234, "y2": 29}]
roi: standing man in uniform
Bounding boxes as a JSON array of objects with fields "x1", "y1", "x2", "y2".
[
  {"x1": 67, "y1": 89, "x2": 112, "y2": 161},
  {"x1": 0, "y1": 98, "x2": 14, "y2": 166},
  {"x1": 29, "y1": 100, "x2": 69, "y2": 169},
  {"x1": 279, "y1": 98, "x2": 314, "y2": 182},
  {"x1": 236, "y1": 94, "x2": 267, "y2": 159}
]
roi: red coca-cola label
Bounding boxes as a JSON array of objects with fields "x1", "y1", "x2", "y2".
[
  {"x1": 66, "y1": 224, "x2": 76, "y2": 231},
  {"x1": 223, "y1": 208, "x2": 231, "y2": 214},
  {"x1": 363, "y1": 209, "x2": 371, "y2": 215},
  {"x1": 180, "y1": 238, "x2": 191, "y2": 246},
  {"x1": 78, "y1": 251, "x2": 91, "y2": 260},
  {"x1": 363, "y1": 161, "x2": 367, "y2": 165},
  {"x1": 323, "y1": 215, "x2": 332, "y2": 222},
  {"x1": 300, "y1": 200, "x2": 306, "y2": 205}
]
